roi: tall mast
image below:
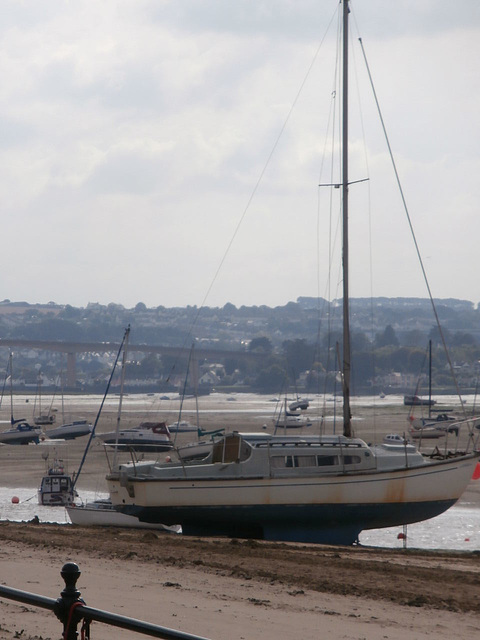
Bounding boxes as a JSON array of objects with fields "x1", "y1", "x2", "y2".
[
  {"x1": 428, "y1": 339, "x2": 432, "y2": 419},
  {"x1": 342, "y1": 0, "x2": 352, "y2": 437},
  {"x1": 9, "y1": 351, "x2": 14, "y2": 425},
  {"x1": 113, "y1": 324, "x2": 130, "y2": 469}
]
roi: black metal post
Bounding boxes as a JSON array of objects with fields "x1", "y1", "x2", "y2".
[
  {"x1": 0, "y1": 561, "x2": 211, "y2": 639},
  {"x1": 54, "y1": 562, "x2": 86, "y2": 640}
]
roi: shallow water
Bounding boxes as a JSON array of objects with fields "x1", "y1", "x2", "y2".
[{"x1": 1, "y1": 486, "x2": 478, "y2": 551}]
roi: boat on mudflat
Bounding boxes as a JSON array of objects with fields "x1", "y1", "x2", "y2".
[
  {"x1": 106, "y1": 1, "x2": 480, "y2": 545},
  {"x1": 107, "y1": 431, "x2": 478, "y2": 545},
  {"x1": 0, "y1": 421, "x2": 42, "y2": 445},
  {"x1": 45, "y1": 419, "x2": 93, "y2": 441},
  {"x1": 404, "y1": 395, "x2": 436, "y2": 407},
  {"x1": 97, "y1": 421, "x2": 173, "y2": 452},
  {"x1": 66, "y1": 499, "x2": 179, "y2": 532},
  {"x1": 168, "y1": 420, "x2": 198, "y2": 433}
]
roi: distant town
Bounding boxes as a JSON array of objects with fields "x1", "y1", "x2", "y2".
[{"x1": 0, "y1": 296, "x2": 479, "y2": 395}]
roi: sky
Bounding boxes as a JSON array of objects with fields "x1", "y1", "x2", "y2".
[{"x1": 0, "y1": 0, "x2": 479, "y2": 309}]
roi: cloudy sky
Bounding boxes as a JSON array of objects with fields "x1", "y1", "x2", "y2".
[{"x1": 0, "y1": 0, "x2": 479, "y2": 309}]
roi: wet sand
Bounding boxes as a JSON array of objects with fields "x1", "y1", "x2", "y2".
[{"x1": 0, "y1": 522, "x2": 479, "y2": 640}]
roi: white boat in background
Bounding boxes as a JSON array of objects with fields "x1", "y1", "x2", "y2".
[
  {"x1": 97, "y1": 421, "x2": 173, "y2": 452},
  {"x1": 66, "y1": 499, "x2": 179, "y2": 532},
  {"x1": 168, "y1": 420, "x2": 198, "y2": 433},
  {"x1": 289, "y1": 398, "x2": 310, "y2": 412},
  {"x1": 275, "y1": 414, "x2": 313, "y2": 429},
  {"x1": 45, "y1": 419, "x2": 93, "y2": 441},
  {"x1": 274, "y1": 398, "x2": 312, "y2": 430},
  {"x1": 0, "y1": 421, "x2": 42, "y2": 445},
  {"x1": 106, "y1": 1, "x2": 480, "y2": 545},
  {"x1": 0, "y1": 353, "x2": 42, "y2": 444}
]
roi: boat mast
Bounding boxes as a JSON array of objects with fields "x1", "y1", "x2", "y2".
[
  {"x1": 9, "y1": 351, "x2": 14, "y2": 426},
  {"x1": 113, "y1": 325, "x2": 130, "y2": 469},
  {"x1": 342, "y1": 0, "x2": 352, "y2": 437},
  {"x1": 428, "y1": 339, "x2": 432, "y2": 419}
]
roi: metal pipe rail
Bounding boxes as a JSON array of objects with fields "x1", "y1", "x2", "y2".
[{"x1": 0, "y1": 562, "x2": 212, "y2": 640}]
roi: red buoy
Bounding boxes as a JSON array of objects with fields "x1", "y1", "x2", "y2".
[
  {"x1": 11, "y1": 496, "x2": 19, "y2": 504},
  {"x1": 397, "y1": 532, "x2": 406, "y2": 539}
]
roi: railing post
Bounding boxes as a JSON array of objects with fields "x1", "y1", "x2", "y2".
[{"x1": 54, "y1": 562, "x2": 86, "y2": 640}]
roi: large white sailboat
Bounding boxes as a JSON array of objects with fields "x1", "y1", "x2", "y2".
[{"x1": 106, "y1": 1, "x2": 479, "y2": 545}]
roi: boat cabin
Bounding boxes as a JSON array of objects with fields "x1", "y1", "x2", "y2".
[{"x1": 38, "y1": 465, "x2": 77, "y2": 506}]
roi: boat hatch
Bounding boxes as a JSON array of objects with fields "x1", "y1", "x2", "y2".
[{"x1": 212, "y1": 434, "x2": 251, "y2": 463}]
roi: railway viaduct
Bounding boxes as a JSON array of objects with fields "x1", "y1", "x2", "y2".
[{"x1": 0, "y1": 339, "x2": 262, "y2": 387}]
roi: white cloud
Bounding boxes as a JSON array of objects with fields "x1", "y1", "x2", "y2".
[{"x1": 0, "y1": 0, "x2": 478, "y2": 307}]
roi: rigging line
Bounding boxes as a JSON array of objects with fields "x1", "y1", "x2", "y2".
[
  {"x1": 315, "y1": 9, "x2": 342, "y2": 430},
  {"x1": 173, "y1": 344, "x2": 194, "y2": 448},
  {"x1": 0, "y1": 359, "x2": 8, "y2": 411},
  {"x1": 357, "y1": 37, "x2": 469, "y2": 425},
  {"x1": 350, "y1": 17, "x2": 379, "y2": 438},
  {"x1": 173, "y1": 6, "x2": 340, "y2": 357},
  {"x1": 72, "y1": 327, "x2": 129, "y2": 490}
]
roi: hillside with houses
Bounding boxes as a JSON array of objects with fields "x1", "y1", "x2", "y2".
[{"x1": 0, "y1": 297, "x2": 479, "y2": 395}]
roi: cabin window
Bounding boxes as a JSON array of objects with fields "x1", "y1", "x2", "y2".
[
  {"x1": 317, "y1": 455, "x2": 339, "y2": 466},
  {"x1": 294, "y1": 455, "x2": 316, "y2": 468},
  {"x1": 343, "y1": 455, "x2": 362, "y2": 465},
  {"x1": 270, "y1": 456, "x2": 288, "y2": 468}
]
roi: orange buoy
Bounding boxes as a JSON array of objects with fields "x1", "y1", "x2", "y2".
[{"x1": 11, "y1": 496, "x2": 19, "y2": 504}]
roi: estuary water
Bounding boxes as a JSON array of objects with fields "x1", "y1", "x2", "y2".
[{"x1": 1, "y1": 486, "x2": 478, "y2": 552}]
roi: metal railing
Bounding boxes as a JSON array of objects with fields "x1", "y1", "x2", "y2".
[{"x1": 0, "y1": 561, "x2": 212, "y2": 640}]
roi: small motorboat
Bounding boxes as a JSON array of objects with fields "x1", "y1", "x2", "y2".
[
  {"x1": 409, "y1": 413, "x2": 457, "y2": 430},
  {"x1": 275, "y1": 414, "x2": 313, "y2": 429},
  {"x1": 168, "y1": 420, "x2": 198, "y2": 433},
  {"x1": 383, "y1": 433, "x2": 409, "y2": 445},
  {"x1": 404, "y1": 395, "x2": 436, "y2": 407},
  {"x1": 97, "y1": 421, "x2": 173, "y2": 452},
  {"x1": 66, "y1": 498, "x2": 179, "y2": 531},
  {"x1": 409, "y1": 425, "x2": 447, "y2": 440},
  {"x1": 288, "y1": 398, "x2": 310, "y2": 412},
  {"x1": 38, "y1": 459, "x2": 77, "y2": 506}
]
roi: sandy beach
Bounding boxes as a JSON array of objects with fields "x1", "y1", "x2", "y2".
[
  {"x1": 0, "y1": 523, "x2": 479, "y2": 640},
  {"x1": 0, "y1": 393, "x2": 479, "y2": 639}
]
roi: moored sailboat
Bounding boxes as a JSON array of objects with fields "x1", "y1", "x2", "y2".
[
  {"x1": 0, "y1": 353, "x2": 42, "y2": 445},
  {"x1": 106, "y1": 1, "x2": 479, "y2": 545}
]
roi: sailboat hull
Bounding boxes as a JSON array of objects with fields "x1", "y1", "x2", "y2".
[
  {"x1": 121, "y1": 499, "x2": 457, "y2": 545},
  {"x1": 109, "y1": 453, "x2": 478, "y2": 545}
]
